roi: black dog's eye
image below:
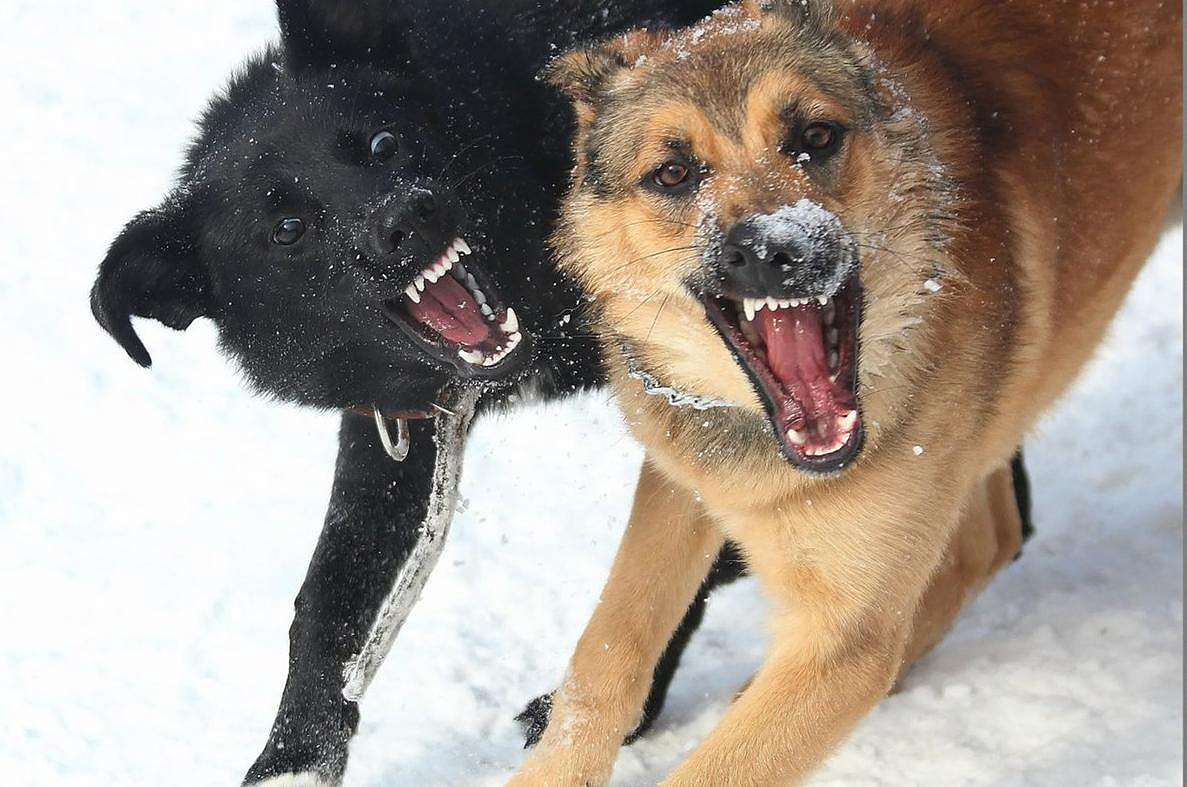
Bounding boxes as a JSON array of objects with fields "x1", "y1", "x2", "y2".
[
  {"x1": 653, "y1": 161, "x2": 691, "y2": 189},
  {"x1": 370, "y1": 130, "x2": 400, "y2": 161},
  {"x1": 272, "y1": 218, "x2": 306, "y2": 246},
  {"x1": 794, "y1": 122, "x2": 845, "y2": 161}
]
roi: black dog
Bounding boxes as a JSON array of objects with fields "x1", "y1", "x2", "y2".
[{"x1": 90, "y1": 1, "x2": 744, "y2": 785}]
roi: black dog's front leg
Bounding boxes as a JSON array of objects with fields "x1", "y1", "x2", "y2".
[{"x1": 244, "y1": 413, "x2": 442, "y2": 787}]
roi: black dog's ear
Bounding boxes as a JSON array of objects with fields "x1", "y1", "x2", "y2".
[
  {"x1": 90, "y1": 195, "x2": 212, "y2": 368},
  {"x1": 277, "y1": 0, "x2": 415, "y2": 72}
]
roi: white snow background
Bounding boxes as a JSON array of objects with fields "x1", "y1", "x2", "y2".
[{"x1": 0, "y1": 3, "x2": 1181, "y2": 786}]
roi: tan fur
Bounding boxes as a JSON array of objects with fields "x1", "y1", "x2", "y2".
[
  {"x1": 511, "y1": 461, "x2": 725, "y2": 786},
  {"x1": 513, "y1": 0, "x2": 1182, "y2": 784}
]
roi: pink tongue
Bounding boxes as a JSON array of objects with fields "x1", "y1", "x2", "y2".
[
  {"x1": 405, "y1": 275, "x2": 491, "y2": 348},
  {"x1": 754, "y1": 306, "x2": 843, "y2": 425}
]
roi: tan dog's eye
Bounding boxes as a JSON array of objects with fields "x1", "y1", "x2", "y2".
[
  {"x1": 654, "y1": 161, "x2": 691, "y2": 188},
  {"x1": 803, "y1": 123, "x2": 836, "y2": 149},
  {"x1": 796, "y1": 122, "x2": 845, "y2": 160}
]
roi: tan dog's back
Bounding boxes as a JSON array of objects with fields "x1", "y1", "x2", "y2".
[{"x1": 851, "y1": 0, "x2": 1182, "y2": 443}]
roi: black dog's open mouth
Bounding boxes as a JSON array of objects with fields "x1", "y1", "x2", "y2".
[
  {"x1": 383, "y1": 237, "x2": 526, "y2": 375},
  {"x1": 705, "y1": 274, "x2": 864, "y2": 474}
]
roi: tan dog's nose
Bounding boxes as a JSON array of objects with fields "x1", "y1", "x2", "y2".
[{"x1": 715, "y1": 202, "x2": 854, "y2": 298}]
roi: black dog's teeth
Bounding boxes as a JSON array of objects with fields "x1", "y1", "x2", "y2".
[
  {"x1": 394, "y1": 236, "x2": 525, "y2": 368},
  {"x1": 402, "y1": 237, "x2": 471, "y2": 303}
]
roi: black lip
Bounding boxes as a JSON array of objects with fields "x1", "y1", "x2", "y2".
[
  {"x1": 702, "y1": 276, "x2": 866, "y2": 476},
  {"x1": 381, "y1": 248, "x2": 532, "y2": 381}
]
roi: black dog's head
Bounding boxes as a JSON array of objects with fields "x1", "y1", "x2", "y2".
[{"x1": 91, "y1": 0, "x2": 530, "y2": 414}]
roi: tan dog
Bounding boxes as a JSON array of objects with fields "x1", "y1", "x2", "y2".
[{"x1": 508, "y1": 1, "x2": 1182, "y2": 784}]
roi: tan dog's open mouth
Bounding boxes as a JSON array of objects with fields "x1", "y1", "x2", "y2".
[{"x1": 705, "y1": 273, "x2": 864, "y2": 474}]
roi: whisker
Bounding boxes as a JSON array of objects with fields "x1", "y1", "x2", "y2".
[
  {"x1": 601, "y1": 245, "x2": 701, "y2": 277},
  {"x1": 620, "y1": 288, "x2": 663, "y2": 322},
  {"x1": 645, "y1": 293, "x2": 672, "y2": 342},
  {"x1": 586, "y1": 217, "x2": 700, "y2": 241},
  {"x1": 447, "y1": 155, "x2": 526, "y2": 189},
  {"x1": 436, "y1": 133, "x2": 496, "y2": 180}
]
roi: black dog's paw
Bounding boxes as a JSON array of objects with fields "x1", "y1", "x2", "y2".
[
  {"x1": 622, "y1": 714, "x2": 654, "y2": 746},
  {"x1": 515, "y1": 693, "x2": 554, "y2": 748},
  {"x1": 512, "y1": 693, "x2": 553, "y2": 750},
  {"x1": 515, "y1": 692, "x2": 657, "y2": 749}
]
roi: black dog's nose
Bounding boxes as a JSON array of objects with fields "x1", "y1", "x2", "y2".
[
  {"x1": 367, "y1": 186, "x2": 444, "y2": 258},
  {"x1": 717, "y1": 208, "x2": 850, "y2": 296}
]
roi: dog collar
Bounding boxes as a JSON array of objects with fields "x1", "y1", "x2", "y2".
[
  {"x1": 616, "y1": 337, "x2": 734, "y2": 412},
  {"x1": 345, "y1": 404, "x2": 444, "y2": 464}
]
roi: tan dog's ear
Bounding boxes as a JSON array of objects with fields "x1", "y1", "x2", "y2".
[
  {"x1": 541, "y1": 30, "x2": 666, "y2": 129},
  {"x1": 741, "y1": 0, "x2": 834, "y2": 32}
]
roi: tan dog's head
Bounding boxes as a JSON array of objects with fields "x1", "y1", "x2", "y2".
[{"x1": 547, "y1": 0, "x2": 954, "y2": 475}]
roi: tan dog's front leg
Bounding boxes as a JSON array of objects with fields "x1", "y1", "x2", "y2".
[
  {"x1": 509, "y1": 459, "x2": 724, "y2": 787},
  {"x1": 661, "y1": 496, "x2": 956, "y2": 787},
  {"x1": 899, "y1": 461, "x2": 1026, "y2": 674}
]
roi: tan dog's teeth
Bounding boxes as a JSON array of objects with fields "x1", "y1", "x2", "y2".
[
  {"x1": 838, "y1": 410, "x2": 858, "y2": 431},
  {"x1": 828, "y1": 351, "x2": 840, "y2": 370},
  {"x1": 787, "y1": 428, "x2": 808, "y2": 446}
]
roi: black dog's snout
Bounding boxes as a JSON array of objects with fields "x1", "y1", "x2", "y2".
[
  {"x1": 367, "y1": 186, "x2": 447, "y2": 258},
  {"x1": 717, "y1": 209, "x2": 850, "y2": 296}
]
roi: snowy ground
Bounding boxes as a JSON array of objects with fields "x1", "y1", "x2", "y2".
[{"x1": 0, "y1": 3, "x2": 1181, "y2": 786}]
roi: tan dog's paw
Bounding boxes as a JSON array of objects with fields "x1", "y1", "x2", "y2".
[{"x1": 507, "y1": 741, "x2": 617, "y2": 787}]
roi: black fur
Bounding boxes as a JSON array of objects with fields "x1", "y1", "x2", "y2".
[
  {"x1": 245, "y1": 415, "x2": 441, "y2": 784},
  {"x1": 1013, "y1": 450, "x2": 1035, "y2": 556},
  {"x1": 90, "y1": 1, "x2": 728, "y2": 784}
]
